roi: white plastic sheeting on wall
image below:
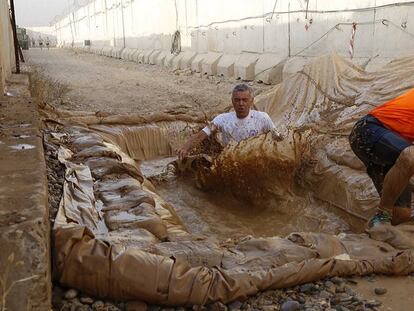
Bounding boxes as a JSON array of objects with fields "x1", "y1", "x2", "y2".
[
  {"x1": 54, "y1": 0, "x2": 414, "y2": 56},
  {"x1": 53, "y1": 0, "x2": 414, "y2": 82}
]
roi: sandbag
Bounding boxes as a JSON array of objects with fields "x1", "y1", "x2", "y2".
[{"x1": 256, "y1": 53, "x2": 414, "y2": 219}]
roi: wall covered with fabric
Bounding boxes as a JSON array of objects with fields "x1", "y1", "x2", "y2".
[
  {"x1": 53, "y1": 0, "x2": 414, "y2": 83},
  {"x1": 54, "y1": 0, "x2": 414, "y2": 57}
]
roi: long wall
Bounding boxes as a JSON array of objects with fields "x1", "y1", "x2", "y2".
[
  {"x1": 53, "y1": 0, "x2": 414, "y2": 82},
  {"x1": 0, "y1": 0, "x2": 15, "y2": 93}
]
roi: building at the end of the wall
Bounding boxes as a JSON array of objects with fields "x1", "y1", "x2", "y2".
[
  {"x1": 0, "y1": 0, "x2": 16, "y2": 94},
  {"x1": 26, "y1": 26, "x2": 58, "y2": 48}
]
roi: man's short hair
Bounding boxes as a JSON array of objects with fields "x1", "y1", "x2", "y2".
[{"x1": 232, "y1": 84, "x2": 254, "y2": 99}]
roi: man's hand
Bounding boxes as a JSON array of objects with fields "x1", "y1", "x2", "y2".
[
  {"x1": 270, "y1": 128, "x2": 284, "y2": 142},
  {"x1": 176, "y1": 130, "x2": 209, "y2": 161},
  {"x1": 176, "y1": 146, "x2": 190, "y2": 161}
]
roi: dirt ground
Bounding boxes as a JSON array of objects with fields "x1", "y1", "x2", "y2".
[
  {"x1": 25, "y1": 48, "x2": 414, "y2": 311},
  {"x1": 350, "y1": 276, "x2": 414, "y2": 311},
  {"x1": 24, "y1": 48, "x2": 272, "y2": 119}
]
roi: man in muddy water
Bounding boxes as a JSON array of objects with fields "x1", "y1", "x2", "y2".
[
  {"x1": 177, "y1": 83, "x2": 281, "y2": 160},
  {"x1": 349, "y1": 88, "x2": 414, "y2": 227}
]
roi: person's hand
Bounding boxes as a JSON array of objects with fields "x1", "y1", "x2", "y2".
[
  {"x1": 176, "y1": 130, "x2": 208, "y2": 160},
  {"x1": 176, "y1": 146, "x2": 190, "y2": 161},
  {"x1": 270, "y1": 128, "x2": 284, "y2": 141}
]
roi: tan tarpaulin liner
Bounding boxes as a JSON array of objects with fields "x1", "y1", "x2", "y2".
[
  {"x1": 256, "y1": 54, "x2": 414, "y2": 223},
  {"x1": 50, "y1": 54, "x2": 414, "y2": 305}
]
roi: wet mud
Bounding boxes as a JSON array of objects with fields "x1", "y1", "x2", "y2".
[{"x1": 144, "y1": 159, "x2": 350, "y2": 239}]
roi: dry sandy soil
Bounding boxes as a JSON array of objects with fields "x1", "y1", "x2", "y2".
[
  {"x1": 24, "y1": 48, "x2": 272, "y2": 119},
  {"x1": 25, "y1": 48, "x2": 414, "y2": 311}
]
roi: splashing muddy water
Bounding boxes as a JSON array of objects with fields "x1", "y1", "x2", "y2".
[{"x1": 142, "y1": 157, "x2": 350, "y2": 239}]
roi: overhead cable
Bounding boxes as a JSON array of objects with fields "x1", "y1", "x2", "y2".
[{"x1": 187, "y1": 1, "x2": 414, "y2": 29}]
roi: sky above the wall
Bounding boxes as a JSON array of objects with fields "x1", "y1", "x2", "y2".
[{"x1": 14, "y1": 0, "x2": 78, "y2": 27}]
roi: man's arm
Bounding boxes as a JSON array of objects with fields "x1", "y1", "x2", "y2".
[
  {"x1": 176, "y1": 130, "x2": 209, "y2": 160},
  {"x1": 262, "y1": 112, "x2": 283, "y2": 141}
]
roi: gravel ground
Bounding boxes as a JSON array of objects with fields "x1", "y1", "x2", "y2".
[
  {"x1": 43, "y1": 129, "x2": 65, "y2": 223},
  {"x1": 53, "y1": 276, "x2": 386, "y2": 311}
]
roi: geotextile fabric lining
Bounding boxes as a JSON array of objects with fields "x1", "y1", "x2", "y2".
[
  {"x1": 40, "y1": 104, "x2": 206, "y2": 126},
  {"x1": 49, "y1": 54, "x2": 414, "y2": 305}
]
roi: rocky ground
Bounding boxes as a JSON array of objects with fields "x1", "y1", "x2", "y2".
[
  {"x1": 53, "y1": 275, "x2": 388, "y2": 311},
  {"x1": 44, "y1": 129, "x2": 65, "y2": 223}
]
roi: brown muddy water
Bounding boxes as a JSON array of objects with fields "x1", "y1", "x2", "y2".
[{"x1": 140, "y1": 157, "x2": 350, "y2": 239}]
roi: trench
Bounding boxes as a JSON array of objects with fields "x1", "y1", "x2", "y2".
[
  {"x1": 35, "y1": 52, "x2": 414, "y2": 310},
  {"x1": 87, "y1": 121, "x2": 353, "y2": 238},
  {"x1": 37, "y1": 52, "x2": 407, "y2": 308},
  {"x1": 42, "y1": 98, "x2": 378, "y2": 308},
  {"x1": 44, "y1": 119, "x2": 393, "y2": 308}
]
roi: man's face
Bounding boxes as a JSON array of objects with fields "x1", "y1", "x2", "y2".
[{"x1": 232, "y1": 90, "x2": 253, "y2": 118}]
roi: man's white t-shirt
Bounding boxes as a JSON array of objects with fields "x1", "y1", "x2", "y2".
[{"x1": 202, "y1": 110, "x2": 275, "y2": 145}]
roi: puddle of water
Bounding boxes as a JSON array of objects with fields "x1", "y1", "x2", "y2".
[
  {"x1": 12, "y1": 134, "x2": 31, "y2": 139},
  {"x1": 0, "y1": 123, "x2": 32, "y2": 130},
  {"x1": 9, "y1": 144, "x2": 36, "y2": 151},
  {"x1": 5, "y1": 91, "x2": 17, "y2": 97},
  {"x1": 141, "y1": 158, "x2": 350, "y2": 239},
  {"x1": 19, "y1": 124, "x2": 32, "y2": 128}
]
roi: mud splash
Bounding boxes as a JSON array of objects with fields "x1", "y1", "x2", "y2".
[
  {"x1": 140, "y1": 149, "x2": 350, "y2": 239},
  {"x1": 195, "y1": 131, "x2": 309, "y2": 200}
]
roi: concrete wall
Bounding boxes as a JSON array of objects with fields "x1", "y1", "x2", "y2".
[
  {"x1": 0, "y1": 0, "x2": 15, "y2": 93},
  {"x1": 53, "y1": 0, "x2": 414, "y2": 82}
]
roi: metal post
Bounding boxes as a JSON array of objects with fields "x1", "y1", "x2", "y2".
[
  {"x1": 9, "y1": 0, "x2": 20, "y2": 73},
  {"x1": 120, "y1": 0, "x2": 126, "y2": 48},
  {"x1": 87, "y1": 5, "x2": 91, "y2": 42},
  {"x1": 104, "y1": 0, "x2": 109, "y2": 40},
  {"x1": 54, "y1": 23, "x2": 58, "y2": 46},
  {"x1": 288, "y1": 1, "x2": 291, "y2": 57},
  {"x1": 18, "y1": 44, "x2": 25, "y2": 62},
  {"x1": 130, "y1": 0, "x2": 134, "y2": 37}
]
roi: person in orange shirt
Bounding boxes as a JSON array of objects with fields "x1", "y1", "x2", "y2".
[{"x1": 349, "y1": 88, "x2": 414, "y2": 227}]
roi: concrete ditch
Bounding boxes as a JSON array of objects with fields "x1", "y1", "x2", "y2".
[{"x1": 0, "y1": 74, "x2": 51, "y2": 310}]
